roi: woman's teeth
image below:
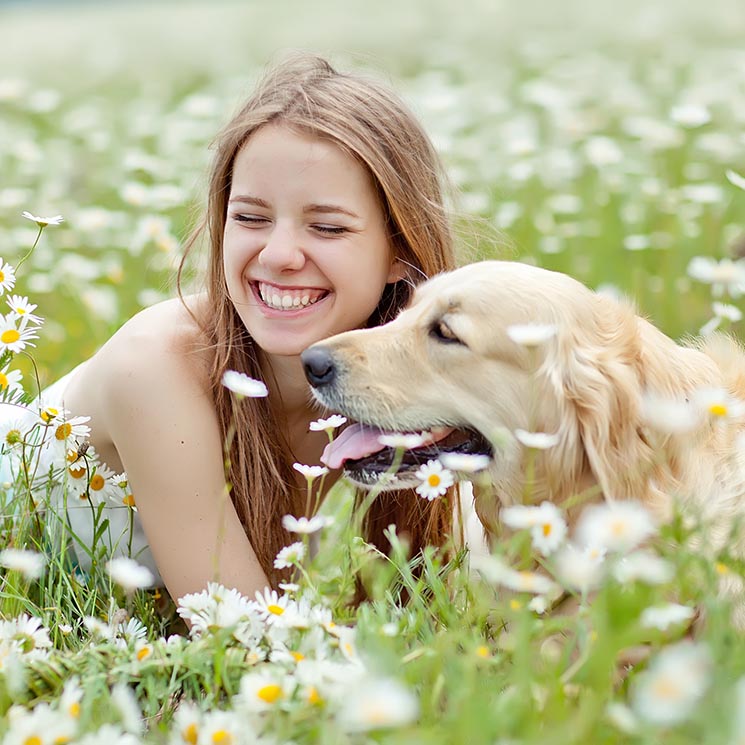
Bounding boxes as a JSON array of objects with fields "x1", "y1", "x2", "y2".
[{"x1": 258, "y1": 282, "x2": 326, "y2": 310}]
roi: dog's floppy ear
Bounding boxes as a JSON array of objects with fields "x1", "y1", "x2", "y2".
[{"x1": 541, "y1": 294, "x2": 653, "y2": 502}]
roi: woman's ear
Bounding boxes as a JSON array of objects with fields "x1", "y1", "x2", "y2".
[{"x1": 386, "y1": 258, "x2": 409, "y2": 284}]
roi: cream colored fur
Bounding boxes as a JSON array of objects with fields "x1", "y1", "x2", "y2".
[{"x1": 311, "y1": 261, "x2": 745, "y2": 610}]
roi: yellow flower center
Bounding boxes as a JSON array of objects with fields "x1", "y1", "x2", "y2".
[
  {"x1": 183, "y1": 723, "x2": 198, "y2": 745},
  {"x1": 90, "y1": 474, "x2": 105, "y2": 491},
  {"x1": 257, "y1": 684, "x2": 282, "y2": 703},
  {"x1": 54, "y1": 737, "x2": 70, "y2": 745},
  {"x1": 427, "y1": 474, "x2": 441, "y2": 487},
  {"x1": 510, "y1": 599, "x2": 522, "y2": 610},
  {"x1": 476, "y1": 645, "x2": 490, "y2": 658},
  {"x1": 211, "y1": 731, "x2": 232, "y2": 745},
  {"x1": 41, "y1": 407, "x2": 59, "y2": 423},
  {"x1": 0, "y1": 372, "x2": 8, "y2": 389},
  {"x1": 716, "y1": 562, "x2": 729, "y2": 575},
  {"x1": 55, "y1": 422, "x2": 72, "y2": 440},
  {"x1": 0, "y1": 270, "x2": 4, "y2": 282},
  {"x1": 542, "y1": 522, "x2": 552, "y2": 536},
  {"x1": 1, "y1": 329, "x2": 20, "y2": 344},
  {"x1": 136, "y1": 646, "x2": 152, "y2": 661},
  {"x1": 69, "y1": 702, "x2": 80, "y2": 718},
  {"x1": 24, "y1": 737, "x2": 42, "y2": 745},
  {"x1": 307, "y1": 686, "x2": 322, "y2": 705},
  {"x1": 16, "y1": 307, "x2": 26, "y2": 315},
  {"x1": 610, "y1": 519, "x2": 627, "y2": 536},
  {"x1": 709, "y1": 403, "x2": 728, "y2": 417},
  {"x1": 651, "y1": 676, "x2": 682, "y2": 701},
  {"x1": 123, "y1": 494, "x2": 136, "y2": 507},
  {"x1": 290, "y1": 651, "x2": 305, "y2": 662},
  {"x1": 69, "y1": 466, "x2": 86, "y2": 479},
  {"x1": 5, "y1": 428, "x2": 21, "y2": 446},
  {"x1": 267, "y1": 604, "x2": 284, "y2": 616}
]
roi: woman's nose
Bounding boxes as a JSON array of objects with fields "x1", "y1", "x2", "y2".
[{"x1": 257, "y1": 224, "x2": 306, "y2": 272}]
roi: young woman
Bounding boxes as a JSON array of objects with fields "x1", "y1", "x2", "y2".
[{"x1": 57, "y1": 53, "x2": 458, "y2": 602}]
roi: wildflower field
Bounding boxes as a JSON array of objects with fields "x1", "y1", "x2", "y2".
[{"x1": 2, "y1": 0, "x2": 745, "y2": 742}]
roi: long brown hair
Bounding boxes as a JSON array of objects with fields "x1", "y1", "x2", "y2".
[{"x1": 179, "y1": 53, "x2": 457, "y2": 586}]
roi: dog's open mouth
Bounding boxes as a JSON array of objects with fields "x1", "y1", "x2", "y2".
[{"x1": 321, "y1": 423, "x2": 492, "y2": 487}]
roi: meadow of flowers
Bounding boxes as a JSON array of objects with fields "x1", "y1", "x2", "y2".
[{"x1": 2, "y1": 0, "x2": 745, "y2": 742}]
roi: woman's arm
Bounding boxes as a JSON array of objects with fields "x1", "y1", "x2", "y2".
[{"x1": 68, "y1": 309, "x2": 269, "y2": 602}]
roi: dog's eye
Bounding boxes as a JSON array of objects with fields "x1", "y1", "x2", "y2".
[{"x1": 431, "y1": 320, "x2": 462, "y2": 345}]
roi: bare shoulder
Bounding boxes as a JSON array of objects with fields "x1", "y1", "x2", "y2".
[
  {"x1": 62, "y1": 294, "x2": 214, "y2": 464},
  {"x1": 92, "y1": 294, "x2": 211, "y2": 398}
]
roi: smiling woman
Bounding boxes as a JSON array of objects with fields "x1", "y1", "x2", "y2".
[{"x1": 49, "y1": 52, "x2": 459, "y2": 602}]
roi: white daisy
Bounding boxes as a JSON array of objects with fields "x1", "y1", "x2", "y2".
[
  {"x1": 110, "y1": 681, "x2": 144, "y2": 734},
  {"x1": 506, "y1": 323, "x2": 558, "y2": 346},
  {"x1": 612, "y1": 550, "x2": 674, "y2": 585},
  {"x1": 0, "y1": 317, "x2": 37, "y2": 353},
  {"x1": 293, "y1": 462, "x2": 329, "y2": 480},
  {"x1": 640, "y1": 603, "x2": 695, "y2": 631},
  {"x1": 693, "y1": 387, "x2": 745, "y2": 421},
  {"x1": 21, "y1": 211, "x2": 64, "y2": 227},
  {"x1": 726, "y1": 169, "x2": 745, "y2": 191},
  {"x1": 105, "y1": 557, "x2": 154, "y2": 592},
  {"x1": 414, "y1": 459, "x2": 454, "y2": 500},
  {"x1": 0, "y1": 548, "x2": 45, "y2": 579},
  {"x1": 282, "y1": 514, "x2": 334, "y2": 534},
  {"x1": 575, "y1": 501, "x2": 656, "y2": 553},
  {"x1": 514, "y1": 429, "x2": 560, "y2": 449},
  {"x1": 6, "y1": 295, "x2": 43, "y2": 325},
  {"x1": 501, "y1": 501, "x2": 568, "y2": 555},
  {"x1": 0, "y1": 614, "x2": 52, "y2": 655},
  {"x1": 199, "y1": 711, "x2": 246, "y2": 745},
  {"x1": 553, "y1": 543, "x2": 607, "y2": 593},
  {"x1": 274, "y1": 541, "x2": 306, "y2": 569},
  {"x1": 84, "y1": 462, "x2": 121, "y2": 504},
  {"x1": 630, "y1": 642, "x2": 711, "y2": 725},
  {"x1": 687, "y1": 256, "x2": 745, "y2": 298},
  {"x1": 338, "y1": 677, "x2": 419, "y2": 732},
  {"x1": 470, "y1": 554, "x2": 559, "y2": 596},
  {"x1": 0, "y1": 258, "x2": 17, "y2": 295},
  {"x1": 309, "y1": 414, "x2": 347, "y2": 432},
  {"x1": 234, "y1": 670, "x2": 294, "y2": 712},
  {"x1": 220, "y1": 370, "x2": 268, "y2": 398},
  {"x1": 640, "y1": 393, "x2": 699, "y2": 434},
  {"x1": 45, "y1": 413, "x2": 91, "y2": 458},
  {"x1": 438, "y1": 452, "x2": 491, "y2": 473},
  {"x1": 712, "y1": 301, "x2": 742, "y2": 322},
  {"x1": 251, "y1": 587, "x2": 292, "y2": 624},
  {"x1": 0, "y1": 366, "x2": 23, "y2": 395}
]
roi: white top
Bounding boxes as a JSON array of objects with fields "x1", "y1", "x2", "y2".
[{"x1": 1, "y1": 364, "x2": 163, "y2": 586}]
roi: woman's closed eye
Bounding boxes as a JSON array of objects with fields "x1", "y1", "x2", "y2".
[
  {"x1": 312, "y1": 224, "x2": 348, "y2": 236},
  {"x1": 232, "y1": 213, "x2": 270, "y2": 226}
]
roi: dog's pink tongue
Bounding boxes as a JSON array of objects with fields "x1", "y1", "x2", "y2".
[{"x1": 321, "y1": 423, "x2": 387, "y2": 469}]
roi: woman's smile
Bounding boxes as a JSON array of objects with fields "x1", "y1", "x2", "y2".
[{"x1": 249, "y1": 280, "x2": 332, "y2": 317}]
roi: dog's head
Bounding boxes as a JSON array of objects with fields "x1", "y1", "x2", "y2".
[{"x1": 302, "y1": 261, "x2": 715, "y2": 519}]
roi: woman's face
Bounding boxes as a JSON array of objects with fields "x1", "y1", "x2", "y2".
[{"x1": 223, "y1": 124, "x2": 402, "y2": 358}]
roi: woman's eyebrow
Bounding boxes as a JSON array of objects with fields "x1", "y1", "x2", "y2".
[
  {"x1": 304, "y1": 203, "x2": 360, "y2": 219},
  {"x1": 228, "y1": 195, "x2": 271, "y2": 208}
]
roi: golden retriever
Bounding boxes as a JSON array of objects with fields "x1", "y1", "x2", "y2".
[{"x1": 301, "y1": 260, "x2": 745, "y2": 570}]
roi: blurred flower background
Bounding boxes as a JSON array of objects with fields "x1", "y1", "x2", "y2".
[{"x1": 1, "y1": 0, "x2": 744, "y2": 386}]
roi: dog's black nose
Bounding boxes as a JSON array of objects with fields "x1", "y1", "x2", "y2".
[{"x1": 301, "y1": 346, "x2": 336, "y2": 387}]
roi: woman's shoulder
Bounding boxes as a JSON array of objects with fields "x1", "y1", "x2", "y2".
[{"x1": 88, "y1": 294, "x2": 213, "y2": 398}]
